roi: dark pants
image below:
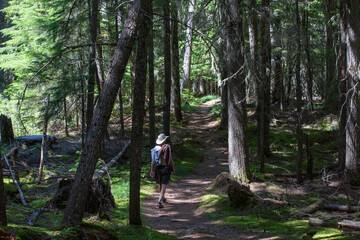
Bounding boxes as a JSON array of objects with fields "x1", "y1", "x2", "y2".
[{"x1": 155, "y1": 165, "x2": 171, "y2": 185}]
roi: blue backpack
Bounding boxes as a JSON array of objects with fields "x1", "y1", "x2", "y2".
[{"x1": 151, "y1": 146, "x2": 162, "y2": 166}]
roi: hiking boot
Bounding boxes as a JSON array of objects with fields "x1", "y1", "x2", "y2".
[
  {"x1": 162, "y1": 197, "x2": 167, "y2": 203},
  {"x1": 157, "y1": 201, "x2": 164, "y2": 208}
]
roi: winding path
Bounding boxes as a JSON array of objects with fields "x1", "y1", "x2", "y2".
[{"x1": 142, "y1": 101, "x2": 270, "y2": 239}]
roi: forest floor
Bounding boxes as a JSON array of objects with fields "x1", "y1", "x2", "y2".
[
  {"x1": 142, "y1": 100, "x2": 360, "y2": 240},
  {"x1": 143, "y1": 100, "x2": 271, "y2": 239}
]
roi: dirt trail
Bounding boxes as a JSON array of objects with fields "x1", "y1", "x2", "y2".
[{"x1": 142, "y1": 101, "x2": 270, "y2": 240}]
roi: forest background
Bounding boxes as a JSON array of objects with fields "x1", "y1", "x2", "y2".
[{"x1": 0, "y1": 0, "x2": 360, "y2": 239}]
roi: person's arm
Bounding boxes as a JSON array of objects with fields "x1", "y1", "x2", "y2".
[
  {"x1": 150, "y1": 163, "x2": 154, "y2": 177},
  {"x1": 169, "y1": 145, "x2": 175, "y2": 174}
]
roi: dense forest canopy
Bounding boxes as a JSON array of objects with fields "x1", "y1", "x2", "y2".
[{"x1": 0, "y1": 0, "x2": 360, "y2": 237}]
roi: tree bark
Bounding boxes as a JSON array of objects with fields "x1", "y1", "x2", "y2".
[
  {"x1": 171, "y1": 1, "x2": 182, "y2": 122},
  {"x1": 162, "y1": 0, "x2": 171, "y2": 136},
  {"x1": 62, "y1": 0, "x2": 142, "y2": 224},
  {"x1": 338, "y1": 0, "x2": 347, "y2": 171},
  {"x1": 0, "y1": 115, "x2": 14, "y2": 145},
  {"x1": 303, "y1": 8, "x2": 314, "y2": 111},
  {"x1": 129, "y1": 0, "x2": 151, "y2": 225},
  {"x1": 39, "y1": 94, "x2": 50, "y2": 182},
  {"x1": 295, "y1": 0, "x2": 303, "y2": 184},
  {"x1": 345, "y1": 0, "x2": 360, "y2": 184},
  {"x1": 64, "y1": 98, "x2": 69, "y2": 137},
  {"x1": 0, "y1": 154, "x2": 7, "y2": 226},
  {"x1": 225, "y1": 0, "x2": 251, "y2": 182},
  {"x1": 324, "y1": 0, "x2": 337, "y2": 109},
  {"x1": 218, "y1": 0, "x2": 227, "y2": 130},
  {"x1": 86, "y1": 0, "x2": 99, "y2": 132},
  {"x1": 148, "y1": 4, "x2": 155, "y2": 149},
  {"x1": 272, "y1": 14, "x2": 284, "y2": 109},
  {"x1": 181, "y1": 0, "x2": 195, "y2": 91}
]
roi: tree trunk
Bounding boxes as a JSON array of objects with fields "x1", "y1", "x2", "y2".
[
  {"x1": 225, "y1": 0, "x2": 251, "y2": 182},
  {"x1": 39, "y1": 94, "x2": 50, "y2": 182},
  {"x1": 162, "y1": 0, "x2": 171, "y2": 136},
  {"x1": 345, "y1": 0, "x2": 360, "y2": 184},
  {"x1": 64, "y1": 98, "x2": 69, "y2": 137},
  {"x1": 118, "y1": 87, "x2": 125, "y2": 137},
  {"x1": 295, "y1": 0, "x2": 303, "y2": 184},
  {"x1": 272, "y1": 14, "x2": 284, "y2": 109},
  {"x1": 262, "y1": 0, "x2": 271, "y2": 158},
  {"x1": 0, "y1": 154, "x2": 7, "y2": 226},
  {"x1": 148, "y1": 4, "x2": 156, "y2": 149},
  {"x1": 129, "y1": 0, "x2": 151, "y2": 226},
  {"x1": 181, "y1": 0, "x2": 195, "y2": 91},
  {"x1": 303, "y1": 8, "x2": 314, "y2": 111},
  {"x1": 171, "y1": 1, "x2": 182, "y2": 122},
  {"x1": 324, "y1": 0, "x2": 337, "y2": 109},
  {"x1": 0, "y1": 115, "x2": 14, "y2": 145},
  {"x1": 86, "y1": 0, "x2": 99, "y2": 132},
  {"x1": 338, "y1": 0, "x2": 347, "y2": 171},
  {"x1": 62, "y1": 0, "x2": 142, "y2": 224},
  {"x1": 218, "y1": 0, "x2": 227, "y2": 130}
]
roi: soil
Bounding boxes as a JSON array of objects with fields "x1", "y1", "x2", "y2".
[{"x1": 142, "y1": 100, "x2": 272, "y2": 239}]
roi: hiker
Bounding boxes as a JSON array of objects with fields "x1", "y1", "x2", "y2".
[{"x1": 150, "y1": 133, "x2": 175, "y2": 208}]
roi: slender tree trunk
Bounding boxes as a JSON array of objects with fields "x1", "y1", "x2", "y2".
[
  {"x1": 63, "y1": 0, "x2": 142, "y2": 224},
  {"x1": 225, "y1": 0, "x2": 251, "y2": 182},
  {"x1": 118, "y1": 87, "x2": 125, "y2": 137},
  {"x1": 39, "y1": 94, "x2": 50, "y2": 182},
  {"x1": 86, "y1": 0, "x2": 99, "y2": 132},
  {"x1": 218, "y1": 0, "x2": 227, "y2": 130},
  {"x1": 162, "y1": 0, "x2": 171, "y2": 136},
  {"x1": 338, "y1": 0, "x2": 347, "y2": 171},
  {"x1": 324, "y1": 0, "x2": 337, "y2": 109},
  {"x1": 0, "y1": 154, "x2": 7, "y2": 226},
  {"x1": 148, "y1": 4, "x2": 156, "y2": 149},
  {"x1": 181, "y1": 0, "x2": 195, "y2": 91},
  {"x1": 303, "y1": 8, "x2": 314, "y2": 111},
  {"x1": 64, "y1": 98, "x2": 69, "y2": 137},
  {"x1": 272, "y1": 14, "x2": 284, "y2": 109},
  {"x1": 295, "y1": 0, "x2": 303, "y2": 184},
  {"x1": 262, "y1": 0, "x2": 271, "y2": 158},
  {"x1": 171, "y1": 1, "x2": 182, "y2": 122},
  {"x1": 345, "y1": 0, "x2": 360, "y2": 184},
  {"x1": 129, "y1": 0, "x2": 151, "y2": 225}
]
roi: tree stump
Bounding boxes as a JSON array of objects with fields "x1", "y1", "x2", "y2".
[
  {"x1": 211, "y1": 172, "x2": 231, "y2": 194},
  {"x1": 227, "y1": 180, "x2": 257, "y2": 208},
  {"x1": 46, "y1": 176, "x2": 115, "y2": 217}
]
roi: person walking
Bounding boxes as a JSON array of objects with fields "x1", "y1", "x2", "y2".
[{"x1": 150, "y1": 133, "x2": 175, "y2": 208}]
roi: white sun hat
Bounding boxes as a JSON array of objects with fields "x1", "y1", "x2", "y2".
[{"x1": 156, "y1": 133, "x2": 169, "y2": 145}]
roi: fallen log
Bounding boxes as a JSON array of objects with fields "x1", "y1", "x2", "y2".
[
  {"x1": 2, "y1": 155, "x2": 28, "y2": 207},
  {"x1": 338, "y1": 220, "x2": 360, "y2": 230},
  {"x1": 293, "y1": 199, "x2": 325, "y2": 217},
  {"x1": 94, "y1": 140, "x2": 130, "y2": 179},
  {"x1": 265, "y1": 170, "x2": 322, "y2": 178},
  {"x1": 15, "y1": 135, "x2": 57, "y2": 147},
  {"x1": 27, "y1": 207, "x2": 50, "y2": 226},
  {"x1": 308, "y1": 218, "x2": 337, "y2": 228},
  {"x1": 323, "y1": 204, "x2": 360, "y2": 213}
]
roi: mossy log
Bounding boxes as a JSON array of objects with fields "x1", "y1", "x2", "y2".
[{"x1": 293, "y1": 199, "x2": 325, "y2": 217}]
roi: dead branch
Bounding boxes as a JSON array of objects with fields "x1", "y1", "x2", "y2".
[
  {"x1": 265, "y1": 163, "x2": 291, "y2": 173},
  {"x1": 27, "y1": 207, "x2": 50, "y2": 226},
  {"x1": 94, "y1": 140, "x2": 130, "y2": 179},
  {"x1": 293, "y1": 199, "x2": 325, "y2": 217},
  {"x1": 2, "y1": 155, "x2": 28, "y2": 207},
  {"x1": 5, "y1": 147, "x2": 19, "y2": 159},
  {"x1": 265, "y1": 170, "x2": 322, "y2": 178},
  {"x1": 323, "y1": 204, "x2": 360, "y2": 213}
]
